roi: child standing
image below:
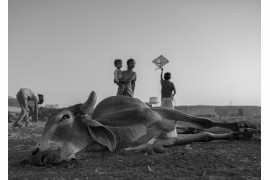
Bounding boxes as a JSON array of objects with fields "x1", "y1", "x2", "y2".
[
  {"x1": 160, "y1": 68, "x2": 176, "y2": 109},
  {"x1": 114, "y1": 59, "x2": 125, "y2": 95},
  {"x1": 121, "y1": 59, "x2": 137, "y2": 97}
]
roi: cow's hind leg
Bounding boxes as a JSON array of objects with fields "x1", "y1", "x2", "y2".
[
  {"x1": 213, "y1": 121, "x2": 257, "y2": 132},
  {"x1": 154, "y1": 128, "x2": 257, "y2": 149},
  {"x1": 153, "y1": 108, "x2": 257, "y2": 132},
  {"x1": 120, "y1": 129, "x2": 256, "y2": 155},
  {"x1": 176, "y1": 126, "x2": 204, "y2": 134}
]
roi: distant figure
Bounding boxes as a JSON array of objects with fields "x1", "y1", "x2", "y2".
[
  {"x1": 119, "y1": 59, "x2": 137, "y2": 97},
  {"x1": 113, "y1": 59, "x2": 125, "y2": 96},
  {"x1": 14, "y1": 88, "x2": 44, "y2": 127},
  {"x1": 160, "y1": 68, "x2": 176, "y2": 109}
]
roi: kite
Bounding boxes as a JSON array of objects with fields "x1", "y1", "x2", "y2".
[{"x1": 152, "y1": 55, "x2": 169, "y2": 70}]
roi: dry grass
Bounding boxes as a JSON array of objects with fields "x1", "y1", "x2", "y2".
[{"x1": 8, "y1": 111, "x2": 261, "y2": 180}]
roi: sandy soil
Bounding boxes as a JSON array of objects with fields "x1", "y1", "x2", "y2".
[{"x1": 8, "y1": 119, "x2": 261, "y2": 180}]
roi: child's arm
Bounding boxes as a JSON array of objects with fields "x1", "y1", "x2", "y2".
[
  {"x1": 133, "y1": 72, "x2": 137, "y2": 82},
  {"x1": 172, "y1": 83, "x2": 176, "y2": 98},
  {"x1": 130, "y1": 73, "x2": 137, "y2": 84},
  {"x1": 122, "y1": 72, "x2": 136, "y2": 83},
  {"x1": 160, "y1": 68, "x2": 164, "y2": 80},
  {"x1": 114, "y1": 70, "x2": 119, "y2": 83},
  {"x1": 129, "y1": 72, "x2": 136, "y2": 81}
]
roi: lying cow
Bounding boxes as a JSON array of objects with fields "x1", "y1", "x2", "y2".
[{"x1": 29, "y1": 92, "x2": 257, "y2": 166}]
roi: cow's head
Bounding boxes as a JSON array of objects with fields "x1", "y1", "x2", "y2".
[{"x1": 29, "y1": 91, "x2": 116, "y2": 166}]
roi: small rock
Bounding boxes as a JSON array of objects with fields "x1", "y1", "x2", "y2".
[
  {"x1": 142, "y1": 165, "x2": 154, "y2": 173},
  {"x1": 184, "y1": 144, "x2": 192, "y2": 150},
  {"x1": 147, "y1": 165, "x2": 154, "y2": 172}
]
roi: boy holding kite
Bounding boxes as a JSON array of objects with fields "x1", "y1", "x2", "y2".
[{"x1": 152, "y1": 55, "x2": 176, "y2": 109}]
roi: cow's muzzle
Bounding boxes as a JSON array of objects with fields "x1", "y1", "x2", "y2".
[{"x1": 30, "y1": 147, "x2": 62, "y2": 166}]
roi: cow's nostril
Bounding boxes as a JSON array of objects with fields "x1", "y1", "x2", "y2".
[
  {"x1": 41, "y1": 155, "x2": 47, "y2": 163},
  {"x1": 32, "y1": 147, "x2": 39, "y2": 155}
]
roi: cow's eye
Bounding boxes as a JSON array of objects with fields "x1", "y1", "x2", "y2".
[{"x1": 61, "y1": 114, "x2": 70, "y2": 120}]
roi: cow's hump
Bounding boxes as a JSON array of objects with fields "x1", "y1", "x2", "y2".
[{"x1": 92, "y1": 96, "x2": 149, "y2": 119}]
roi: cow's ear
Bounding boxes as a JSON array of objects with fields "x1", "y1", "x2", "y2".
[{"x1": 86, "y1": 119, "x2": 116, "y2": 152}]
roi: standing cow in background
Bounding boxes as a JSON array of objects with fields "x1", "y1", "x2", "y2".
[{"x1": 13, "y1": 88, "x2": 44, "y2": 127}]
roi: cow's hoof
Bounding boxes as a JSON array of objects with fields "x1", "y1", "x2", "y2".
[
  {"x1": 238, "y1": 121, "x2": 257, "y2": 130},
  {"x1": 153, "y1": 146, "x2": 167, "y2": 154},
  {"x1": 235, "y1": 128, "x2": 258, "y2": 140}
]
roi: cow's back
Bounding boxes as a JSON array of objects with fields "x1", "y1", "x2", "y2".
[{"x1": 92, "y1": 96, "x2": 149, "y2": 119}]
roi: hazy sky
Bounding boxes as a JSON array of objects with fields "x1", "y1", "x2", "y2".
[{"x1": 8, "y1": 0, "x2": 261, "y2": 106}]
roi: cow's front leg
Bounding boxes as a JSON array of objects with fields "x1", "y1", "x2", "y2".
[
  {"x1": 121, "y1": 132, "x2": 236, "y2": 155},
  {"x1": 121, "y1": 143, "x2": 151, "y2": 155},
  {"x1": 121, "y1": 144, "x2": 169, "y2": 155},
  {"x1": 139, "y1": 133, "x2": 237, "y2": 155}
]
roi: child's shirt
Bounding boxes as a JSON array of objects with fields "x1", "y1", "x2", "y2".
[
  {"x1": 160, "y1": 79, "x2": 176, "y2": 99},
  {"x1": 114, "y1": 69, "x2": 123, "y2": 82}
]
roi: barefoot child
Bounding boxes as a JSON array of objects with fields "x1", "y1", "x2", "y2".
[
  {"x1": 114, "y1": 59, "x2": 125, "y2": 95},
  {"x1": 160, "y1": 68, "x2": 176, "y2": 109}
]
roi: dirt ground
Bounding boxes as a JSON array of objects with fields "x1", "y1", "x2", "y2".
[{"x1": 8, "y1": 118, "x2": 261, "y2": 180}]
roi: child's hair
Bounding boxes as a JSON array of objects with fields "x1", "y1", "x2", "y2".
[
  {"x1": 37, "y1": 94, "x2": 44, "y2": 104},
  {"x1": 127, "y1": 58, "x2": 135, "y2": 66},
  {"x1": 114, "y1": 59, "x2": 122, "y2": 67},
  {"x1": 164, "y1": 72, "x2": 171, "y2": 80}
]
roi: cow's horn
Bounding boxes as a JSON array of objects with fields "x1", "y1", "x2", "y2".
[{"x1": 81, "y1": 91, "x2": 97, "y2": 114}]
